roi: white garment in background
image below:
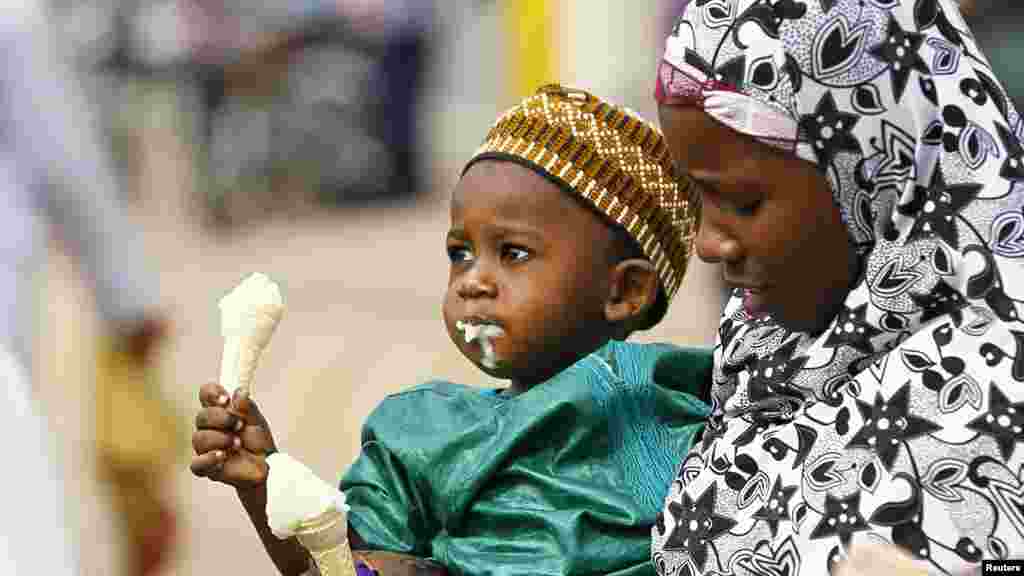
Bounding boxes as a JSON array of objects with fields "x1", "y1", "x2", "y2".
[
  {"x1": 0, "y1": 347, "x2": 77, "y2": 574},
  {"x1": 0, "y1": 2, "x2": 160, "y2": 574},
  {"x1": 0, "y1": 0, "x2": 159, "y2": 360}
]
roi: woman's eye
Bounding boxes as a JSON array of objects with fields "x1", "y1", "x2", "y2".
[
  {"x1": 693, "y1": 176, "x2": 761, "y2": 217},
  {"x1": 447, "y1": 246, "x2": 473, "y2": 263},
  {"x1": 502, "y1": 245, "x2": 530, "y2": 262}
]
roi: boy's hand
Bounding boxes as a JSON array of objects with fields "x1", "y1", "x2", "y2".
[{"x1": 191, "y1": 383, "x2": 277, "y2": 490}]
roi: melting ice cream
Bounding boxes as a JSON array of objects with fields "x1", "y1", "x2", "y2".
[
  {"x1": 456, "y1": 320, "x2": 505, "y2": 369},
  {"x1": 265, "y1": 452, "x2": 348, "y2": 540}
]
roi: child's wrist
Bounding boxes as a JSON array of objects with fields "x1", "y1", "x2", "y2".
[{"x1": 235, "y1": 480, "x2": 269, "y2": 503}]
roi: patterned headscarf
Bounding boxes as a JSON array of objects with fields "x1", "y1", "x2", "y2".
[{"x1": 653, "y1": 1, "x2": 1024, "y2": 574}]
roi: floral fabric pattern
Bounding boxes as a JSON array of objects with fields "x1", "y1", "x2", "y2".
[{"x1": 654, "y1": 0, "x2": 1024, "y2": 574}]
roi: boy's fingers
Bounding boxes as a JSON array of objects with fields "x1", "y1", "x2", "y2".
[
  {"x1": 190, "y1": 451, "x2": 225, "y2": 478},
  {"x1": 238, "y1": 425, "x2": 274, "y2": 453},
  {"x1": 191, "y1": 430, "x2": 234, "y2": 455},
  {"x1": 230, "y1": 389, "x2": 265, "y2": 425},
  {"x1": 194, "y1": 407, "x2": 240, "y2": 431},
  {"x1": 199, "y1": 382, "x2": 230, "y2": 408}
]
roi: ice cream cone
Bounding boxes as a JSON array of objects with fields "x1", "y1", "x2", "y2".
[
  {"x1": 295, "y1": 509, "x2": 356, "y2": 576},
  {"x1": 218, "y1": 273, "x2": 284, "y2": 397},
  {"x1": 265, "y1": 453, "x2": 353, "y2": 575}
]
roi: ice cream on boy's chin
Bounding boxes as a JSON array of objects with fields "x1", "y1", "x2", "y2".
[{"x1": 455, "y1": 319, "x2": 505, "y2": 370}]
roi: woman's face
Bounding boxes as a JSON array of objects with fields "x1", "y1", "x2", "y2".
[{"x1": 658, "y1": 104, "x2": 857, "y2": 334}]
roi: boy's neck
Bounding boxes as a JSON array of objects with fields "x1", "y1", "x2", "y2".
[{"x1": 505, "y1": 337, "x2": 623, "y2": 396}]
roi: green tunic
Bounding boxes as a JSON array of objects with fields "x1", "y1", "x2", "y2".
[{"x1": 340, "y1": 340, "x2": 711, "y2": 576}]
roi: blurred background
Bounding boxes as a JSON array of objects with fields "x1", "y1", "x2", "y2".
[{"x1": 26, "y1": 0, "x2": 1018, "y2": 575}]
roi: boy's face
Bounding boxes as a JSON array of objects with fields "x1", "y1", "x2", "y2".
[{"x1": 443, "y1": 161, "x2": 617, "y2": 392}]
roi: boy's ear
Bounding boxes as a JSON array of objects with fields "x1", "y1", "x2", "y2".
[{"x1": 605, "y1": 259, "x2": 659, "y2": 326}]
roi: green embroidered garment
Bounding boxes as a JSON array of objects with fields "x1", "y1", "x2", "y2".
[{"x1": 340, "y1": 340, "x2": 711, "y2": 576}]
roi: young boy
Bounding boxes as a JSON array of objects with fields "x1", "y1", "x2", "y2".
[{"x1": 191, "y1": 85, "x2": 711, "y2": 576}]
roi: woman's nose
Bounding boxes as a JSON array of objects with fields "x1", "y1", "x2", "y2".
[{"x1": 695, "y1": 210, "x2": 742, "y2": 265}]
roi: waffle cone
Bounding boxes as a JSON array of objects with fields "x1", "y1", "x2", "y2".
[
  {"x1": 294, "y1": 509, "x2": 356, "y2": 576},
  {"x1": 218, "y1": 316, "x2": 276, "y2": 397}
]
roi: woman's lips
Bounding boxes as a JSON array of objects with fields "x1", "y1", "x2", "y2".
[{"x1": 742, "y1": 288, "x2": 769, "y2": 317}]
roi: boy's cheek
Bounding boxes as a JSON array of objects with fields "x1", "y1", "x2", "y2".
[
  {"x1": 440, "y1": 292, "x2": 458, "y2": 327},
  {"x1": 441, "y1": 311, "x2": 461, "y2": 346}
]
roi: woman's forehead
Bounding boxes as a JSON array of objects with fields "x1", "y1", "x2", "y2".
[{"x1": 660, "y1": 105, "x2": 764, "y2": 173}]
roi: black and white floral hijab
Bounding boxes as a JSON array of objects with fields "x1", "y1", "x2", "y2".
[{"x1": 652, "y1": 0, "x2": 1024, "y2": 574}]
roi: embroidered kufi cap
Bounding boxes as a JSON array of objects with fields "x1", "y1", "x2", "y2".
[{"x1": 464, "y1": 84, "x2": 698, "y2": 301}]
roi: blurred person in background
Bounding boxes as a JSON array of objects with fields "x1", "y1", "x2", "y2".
[
  {"x1": 0, "y1": 1, "x2": 182, "y2": 575},
  {"x1": 332, "y1": 0, "x2": 434, "y2": 201},
  {"x1": 176, "y1": 0, "x2": 435, "y2": 225}
]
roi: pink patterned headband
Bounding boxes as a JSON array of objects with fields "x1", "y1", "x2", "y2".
[{"x1": 655, "y1": 58, "x2": 799, "y2": 151}]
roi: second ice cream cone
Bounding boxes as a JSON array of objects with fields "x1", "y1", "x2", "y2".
[{"x1": 295, "y1": 509, "x2": 355, "y2": 576}]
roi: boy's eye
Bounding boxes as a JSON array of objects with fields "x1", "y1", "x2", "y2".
[
  {"x1": 447, "y1": 245, "x2": 473, "y2": 263},
  {"x1": 502, "y1": 245, "x2": 531, "y2": 262},
  {"x1": 732, "y1": 198, "x2": 762, "y2": 217}
]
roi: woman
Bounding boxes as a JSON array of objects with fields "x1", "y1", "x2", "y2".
[{"x1": 653, "y1": 0, "x2": 1023, "y2": 574}]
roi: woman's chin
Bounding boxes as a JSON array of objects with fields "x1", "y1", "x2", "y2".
[{"x1": 775, "y1": 310, "x2": 837, "y2": 336}]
